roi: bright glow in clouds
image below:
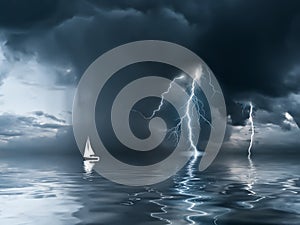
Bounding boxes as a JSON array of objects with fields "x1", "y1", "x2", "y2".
[
  {"x1": 284, "y1": 112, "x2": 299, "y2": 129},
  {"x1": 0, "y1": 42, "x2": 74, "y2": 122},
  {"x1": 285, "y1": 112, "x2": 293, "y2": 121},
  {"x1": 0, "y1": 40, "x2": 75, "y2": 143}
]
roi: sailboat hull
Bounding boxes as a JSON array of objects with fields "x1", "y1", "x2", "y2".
[{"x1": 84, "y1": 156, "x2": 100, "y2": 161}]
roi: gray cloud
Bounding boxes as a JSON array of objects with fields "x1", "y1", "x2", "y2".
[
  {"x1": 0, "y1": 111, "x2": 76, "y2": 155},
  {"x1": 33, "y1": 111, "x2": 66, "y2": 123},
  {"x1": 0, "y1": 131, "x2": 23, "y2": 137},
  {"x1": 33, "y1": 123, "x2": 66, "y2": 129},
  {"x1": 0, "y1": 111, "x2": 68, "y2": 143}
]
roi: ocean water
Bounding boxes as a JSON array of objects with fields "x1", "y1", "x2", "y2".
[{"x1": 0, "y1": 153, "x2": 299, "y2": 225}]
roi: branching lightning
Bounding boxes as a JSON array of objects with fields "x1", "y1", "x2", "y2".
[
  {"x1": 147, "y1": 70, "x2": 204, "y2": 160},
  {"x1": 132, "y1": 68, "x2": 214, "y2": 179},
  {"x1": 247, "y1": 102, "x2": 255, "y2": 160},
  {"x1": 207, "y1": 69, "x2": 222, "y2": 98},
  {"x1": 143, "y1": 70, "x2": 217, "y2": 223},
  {"x1": 146, "y1": 75, "x2": 185, "y2": 119},
  {"x1": 185, "y1": 69, "x2": 201, "y2": 159}
]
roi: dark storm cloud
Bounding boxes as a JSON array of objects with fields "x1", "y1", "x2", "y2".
[
  {"x1": 0, "y1": 0, "x2": 79, "y2": 29},
  {"x1": 2, "y1": 0, "x2": 200, "y2": 82},
  {"x1": 1, "y1": 0, "x2": 299, "y2": 97},
  {"x1": 197, "y1": 1, "x2": 300, "y2": 98},
  {"x1": 291, "y1": 112, "x2": 300, "y2": 128},
  {"x1": 227, "y1": 101, "x2": 251, "y2": 126},
  {"x1": 2, "y1": 0, "x2": 300, "y2": 98},
  {"x1": 1, "y1": 0, "x2": 300, "y2": 152},
  {"x1": 236, "y1": 92, "x2": 300, "y2": 127},
  {"x1": 73, "y1": 0, "x2": 300, "y2": 99}
]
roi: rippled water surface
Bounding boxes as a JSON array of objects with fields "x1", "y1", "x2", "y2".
[{"x1": 0, "y1": 154, "x2": 299, "y2": 225}]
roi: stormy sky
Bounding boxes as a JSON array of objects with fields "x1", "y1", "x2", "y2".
[{"x1": 0, "y1": 0, "x2": 299, "y2": 155}]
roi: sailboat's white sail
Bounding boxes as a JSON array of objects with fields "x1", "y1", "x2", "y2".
[
  {"x1": 83, "y1": 137, "x2": 99, "y2": 161},
  {"x1": 84, "y1": 137, "x2": 93, "y2": 158}
]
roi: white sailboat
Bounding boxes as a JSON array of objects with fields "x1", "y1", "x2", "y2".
[{"x1": 83, "y1": 137, "x2": 100, "y2": 162}]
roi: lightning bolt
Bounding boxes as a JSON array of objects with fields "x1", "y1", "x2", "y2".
[
  {"x1": 147, "y1": 70, "x2": 204, "y2": 161},
  {"x1": 146, "y1": 75, "x2": 185, "y2": 119},
  {"x1": 246, "y1": 102, "x2": 258, "y2": 200},
  {"x1": 132, "y1": 68, "x2": 213, "y2": 179},
  {"x1": 247, "y1": 102, "x2": 255, "y2": 160},
  {"x1": 147, "y1": 70, "x2": 216, "y2": 223},
  {"x1": 185, "y1": 69, "x2": 201, "y2": 159}
]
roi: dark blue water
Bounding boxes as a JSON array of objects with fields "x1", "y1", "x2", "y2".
[{"x1": 0, "y1": 153, "x2": 299, "y2": 225}]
